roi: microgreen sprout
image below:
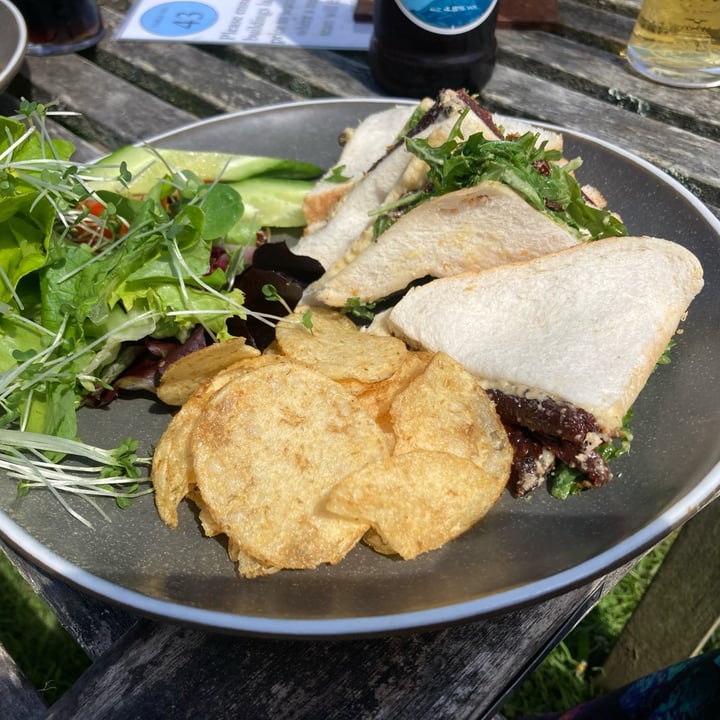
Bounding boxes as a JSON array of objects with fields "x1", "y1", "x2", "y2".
[
  {"x1": 0, "y1": 103, "x2": 250, "y2": 524},
  {"x1": 0, "y1": 431, "x2": 151, "y2": 528},
  {"x1": 0, "y1": 306, "x2": 154, "y2": 524},
  {"x1": 169, "y1": 237, "x2": 247, "y2": 317},
  {"x1": 301, "y1": 311, "x2": 313, "y2": 331},
  {"x1": 261, "y1": 283, "x2": 293, "y2": 314},
  {"x1": 325, "y1": 165, "x2": 351, "y2": 184},
  {"x1": 342, "y1": 297, "x2": 377, "y2": 322},
  {"x1": 263, "y1": 285, "x2": 313, "y2": 330}
]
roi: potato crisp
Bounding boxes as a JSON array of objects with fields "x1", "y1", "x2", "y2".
[
  {"x1": 193, "y1": 363, "x2": 389, "y2": 570},
  {"x1": 275, "y1": 306, "x2": 408, "y2": 383},
  {"x1": 150, "y1": 307, "x2": 511, "y2": 577},
  {"x1": 326, "y1": 451, "x2": 506, "y2": 560},
  {"x1": 157, "y1": 336, "x2": 260, "y2": 406}
]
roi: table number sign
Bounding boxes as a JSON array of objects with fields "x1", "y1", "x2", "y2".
[
  {"x1": 136, "y1": 2, "x2": 219, "y2": 37},
  {"x1": 116, "y1": 0, "x2": 373, "y2": 48}
]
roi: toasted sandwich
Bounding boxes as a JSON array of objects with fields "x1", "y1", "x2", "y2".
[
  {"x1": 292, "y1": 89, "x2": 509, "y2": 271},
  {"x1": 300, "y1": 97, "x2": 623, "y2": 309},
  {"x1": 302, "y1": 102, "x2": 424, "y2": 231},
  {"x1": 306, "y1": 180, "x2": 580, "y2": 307}
]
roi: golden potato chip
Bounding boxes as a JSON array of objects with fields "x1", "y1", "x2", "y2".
[
  {"x1": 152, "y1": 310, "x2": 515, "y2": 575},
  {"x1": 389, "y1": 352, "x2": 513, "y2": 481},
  {"x1": 355, "y1": 350, "x2": 433, "y2": 422},
  {"x1": 361, "y1": 527, "x2": 395, "y2": 556},
  {"x1": 218, "y1": 352, "x2": 287, "y2": 378},
  {"x1": 192, "y1": 362, "x2": 391, "y2": 570},
  {"x1": 188, "y1": 489, "x2": 279, "y2": 578},
  {"x1": 151, "y1": 362, "x2": 260, "y2": 527},
  {"x1": 326, "y1": 450, "x2": 505, "y2": 560},
  {"x1": 227, "y1": 538, "x2": 280, "y2": 579},
  {"x1": 186, "y1": 488, "x2": 222, "y2": 537},
  {"x1": 157, "y1": 336, "x2": 260, "y2": 406},
  {"x1": 275, "y1": 306, "x2": 408, "y2": 383},
  {"x1": 151, "y1": 399, "x2": 203, "y2": 528},
  {"x1": 334, "y1": 377, "x2": 372, "y2": 397},
  {"x1": 262, "y1": 339, "x2": 283, "y2": 355}
]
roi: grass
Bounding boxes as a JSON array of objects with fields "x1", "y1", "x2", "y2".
[
  {"x1": 0, "y1": 534, "x2": 716, "y2": 714},
  {"x1": 0, "y1": 552, "x2": 90, "y2": 706},
  {"x1": 501, "y1": 533, "x2": 720, "y2": 718},
  {"x1": 499, "y1": 541, "x2": 674, "y2": 718}
]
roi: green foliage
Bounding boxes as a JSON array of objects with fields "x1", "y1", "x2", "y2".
[
  {"x1": 341, "y1": 296, "x2": 377, "y2": 322},
  {"x1": 375, "y1": 108, "x2": 628, "y2": 242},
  {"x1": 501, "y1": 536, "x2": 677, "y2": 718},
  {"x1": 325, "y1": 165, "x2": 351, "y2": 183},
  {"x1": 0, "y1": 551, "x2": 90, "y2": 705},
  {"x1": 0, "y1": 102, "x2": 261, "y2": 523}
]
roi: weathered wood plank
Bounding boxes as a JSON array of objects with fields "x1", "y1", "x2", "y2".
[
  {"x1": 0, "y1": 644, "x2": 46, "y2": 720},
  {"x1": 191, "y1": 44, "x2": 379, "y2": 99},
  {"x1": 102, "y1": 0, "x2": 377, "y2": 99},
  {"x1": 44, "y1": 568, "x2": 628, "y2": 720},
  {"x1": 14, "y1": 52, "x2": 197, "y2": 149},
  {"x1": 497, "y1": 28, "x2": 720, "y2": 135},
  {"x1": 556, "y1": 0, "x2": 637, "y2": 51},
  {"x1": 601, "y1": 498, "x2": 720, "y2": 690},
  {"x1": 96, "y1": 8, "x2": 305, "y2": 114}
]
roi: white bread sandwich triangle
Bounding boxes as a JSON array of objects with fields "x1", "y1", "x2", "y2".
[
  {"x1": 385, "y1": 236, "x2": 704, "y2": 495},
  {"x1": 305, "y1": 180, "x2": 580, "y2": 307},
  {"x1": 291, "y1": 89, "x2": 506, "y2": 270}
]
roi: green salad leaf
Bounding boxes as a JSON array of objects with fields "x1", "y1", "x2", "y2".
[{"x1": 0, "y1": 100, "x2": 310, "y2": 524}]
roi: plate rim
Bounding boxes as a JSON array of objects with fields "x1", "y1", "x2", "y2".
[{"x1": 2, "y1": 97, "x2": 720, "y2": 638}]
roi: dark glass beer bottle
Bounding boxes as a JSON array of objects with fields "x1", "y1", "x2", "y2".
[
  {"x1": 13, "y1": 0, "x2": 104, "y2": 56},
  {"x1": 369, "y1": 0, "x2": 499, "y2": 98}
]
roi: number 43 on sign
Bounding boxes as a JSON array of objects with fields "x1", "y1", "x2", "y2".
[{"x1": 115, "y1": 0, "x2": 373, "y2": 49}]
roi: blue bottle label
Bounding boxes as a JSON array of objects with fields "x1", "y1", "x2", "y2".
[{"x1": 394, "y1": 0, "x2": 498, "y2": 35}]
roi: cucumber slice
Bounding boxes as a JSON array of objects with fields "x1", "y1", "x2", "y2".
[
  {"x1": 89, "y1": 145, "x2": 322, "y2": 195},
  {"x1": 229, "y1": 177, "x2": 316, "y2": 227}
]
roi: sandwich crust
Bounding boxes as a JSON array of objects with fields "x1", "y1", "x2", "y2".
[{"x1": 302, "y1": 104, "x2": 421, "y2": 230}]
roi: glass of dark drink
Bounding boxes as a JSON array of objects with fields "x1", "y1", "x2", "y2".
[{"x1": 13, "y1": 0, "x2": 105, "y2": 55}]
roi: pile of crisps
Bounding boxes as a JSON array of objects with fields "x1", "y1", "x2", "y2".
[{"x1": 151, "y1": 307, "x2": 512, "y2": 578}]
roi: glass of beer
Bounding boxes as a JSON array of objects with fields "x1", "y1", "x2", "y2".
[
  {"x1": 625, "y1": 0, "x2": 720, "y2": 87},
  {"x1": 13, "y1": 0, "x2": 105, "y2": 56}
]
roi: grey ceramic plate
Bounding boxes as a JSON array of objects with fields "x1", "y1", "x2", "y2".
[
  {"x1": 0, "y1": 0, "x2": 26, "y2": 92},
  {"x1": 1, "y1": 99, "x2": 719, "y2": 638}
]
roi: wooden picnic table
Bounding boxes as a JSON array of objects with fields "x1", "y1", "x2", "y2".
[{"x1": 1, "y1": 1, "x2": 719, "y2": 718}]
